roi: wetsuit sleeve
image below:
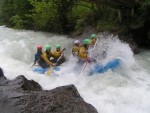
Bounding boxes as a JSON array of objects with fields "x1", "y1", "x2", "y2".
[
  {"x1": 41, "y1": 53, "x2": 53, "y2": 65},
  {"x1": 34, "y1": 53, "x2": 37, "y2": 63}
]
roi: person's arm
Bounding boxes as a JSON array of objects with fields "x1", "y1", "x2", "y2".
[
  {"x1": 34, "y1": 53, "x2": 37, "y2": 63},
  {"x1": 41, "y1": 53, "x2": 53, "y2": 65},
  {"x1": 32, "y1": 53, "x2": 37, "y2": 66}
]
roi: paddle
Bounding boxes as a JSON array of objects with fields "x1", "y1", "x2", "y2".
[
  {"x1": 46, "y1": 49, "x2": 65, "y2": 76},
  {"x1": 32, "y1": 62, "x2": 37, "y2": 66},
  {"x1": 46, "y1": 66, "x2": 54, "y2": 76},
  {"x1": 81, "y1": 38, "x2": 99, "y2": 72}
]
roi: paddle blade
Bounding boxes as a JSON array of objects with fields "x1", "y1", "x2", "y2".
[{"x1": 46, "y1": 67, "x2": 54, "y2": 76}]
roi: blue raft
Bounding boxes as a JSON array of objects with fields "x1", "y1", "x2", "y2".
[
  {"x1": 33, "y1": 66, "x2": 60, "y2": 74},
  {"x1": 89, "y1": 58, "x2": 121, "y2": 75},
  {"x1": 33, "y1": 59, "x2": 121, "y2": 75}
]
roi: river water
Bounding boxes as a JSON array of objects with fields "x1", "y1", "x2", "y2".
[{"x1": 0, "y1": 26, "x2": 150, "y2": 113}]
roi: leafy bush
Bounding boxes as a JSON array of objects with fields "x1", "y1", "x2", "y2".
[
  {"x1": 0, "y1": 0, "x2": 149, "y2": 34},
  {"x1": 10, "y1": 15, "x2": 24, "y2": 29}
]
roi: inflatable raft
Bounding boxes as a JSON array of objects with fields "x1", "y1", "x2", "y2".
[
  {"x1": 89, "y1": 58, "x2": 121, "y2": 75},
  {"x1": 33, "y1": 58, "x2": 121, "y2": 76},
  {"x1": 33, "y1": 66, "x2": 60, "y2": 74}
]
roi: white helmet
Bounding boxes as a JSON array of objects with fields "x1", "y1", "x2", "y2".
[{"x1": 74, "y1": 40, "x2": 80, "y2": 44}]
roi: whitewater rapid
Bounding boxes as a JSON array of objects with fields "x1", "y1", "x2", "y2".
[{"x1": 0, "y1": 26, "x2": 150, "y2": 113}]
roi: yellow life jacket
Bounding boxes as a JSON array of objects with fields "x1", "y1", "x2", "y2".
[
  {"x1": 52, "y1": 50, "x2": 61, "y2": 58},
  {"x1": 72, "y1": 46, "x2": 80, "y2": 56},
  {"x1": 78, "y1": 46, "x2": 88, "y2": 60},
  {"x1": 38, "y1": 51, "x2": 53, "y2": 65},
  {"x1": 91, "y1": 38, "x2": 96, "y2": 45}
]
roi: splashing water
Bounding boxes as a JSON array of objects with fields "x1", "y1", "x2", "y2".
[{"x1": 0, "y1": 26, "x2": 150, "y2": 113}]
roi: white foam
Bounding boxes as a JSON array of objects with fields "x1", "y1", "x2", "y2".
[{"x1": 0, "y1": 27, "x2": 150, "y2": 113}]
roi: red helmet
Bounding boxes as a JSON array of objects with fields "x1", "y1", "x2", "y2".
[{"x1": 37, "y1": 46, "x2": 42, "y2": 50}]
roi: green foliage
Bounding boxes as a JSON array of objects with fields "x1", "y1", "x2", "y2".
[
  {"x1": 75, "y1": 18, "x2": 85, "y2": 30},
  {"x1": 141, "y1": 0, "x2": 150, "y2": 20},
  {"x1": 73, "y1": 3, "x2": 118, "y2": 31},
  {"x1": 0, "y1": 0, "x2": 149, "y2": 34},
  {"x1": 52, "y1": 0, "x2": 76, "y2": 33},
  {"x1": 96, "y1": 7, "x2": 118, "y2": 31},
  {"x1": 0, "y1": 0, "x2": 3, "y2": 16},
  {"x1": 0, "y1": 0, "x2": 4, "y2": 23},
  {"x1": 0, "y1": 0, "x2": 33, "y2": 28},
  {"x1": 72, "y1": 1, "x2": 92, "y2": 17},
  {"x1": 144, "y1": 0, "x2": 150, "y2": 4},
  {"x1": 29, "y1": 0, "x2": 55, "y2": 29},
  {"x1": 10, "y1": 15, "x2": 24, "y2": 29},
  {"x1": 29, "y1": 0, "x2": 76, "y2": 33},
  {"x1": 72, "y1": 1, "x2": 93, "y2": 30},
  {"x1": 1, "y1": 0, "x2": 14, "y2": 23},
  {"x1": 97, "y1": 20, "x2": 116, "y2": 31},
  {"x1": 129, "y1": 16, "x2": 143, "y2": 29},
  {"x1": 128, "y1": 0, "x2": 150, "y2": 29}
]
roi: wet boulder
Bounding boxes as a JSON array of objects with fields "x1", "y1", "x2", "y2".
[{"x1": 0, "y1": 68, "x2": 98, "y2": 113}]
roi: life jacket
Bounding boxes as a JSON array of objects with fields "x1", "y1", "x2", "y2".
[
  {"x1": 34, "y1": 51, "x2": 42, "y2": 63},
  {"x1": 38, "y1": 51, "x2": 53, "y2": 65},
  {"x1": 91, "y1": 38, "x2": 96, "y2": 45},
  {"x1": 72, "y1": 45, "x2": 80, "y2": 56},
  {"x1": 52, "y1": 50, "x2": 62, "y2": 58},
  {"x1": 78, "y1": 46, "x2": 88, "y2": 60}
]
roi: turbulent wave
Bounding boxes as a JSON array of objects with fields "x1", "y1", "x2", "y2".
[{"x1": 0, "y1": 26, "x2": 150, "y2": 113}]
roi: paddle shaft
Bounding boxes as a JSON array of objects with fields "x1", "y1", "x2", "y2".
[
  {"x1": 46, "y1": 49, "x2": 65, "y2": 75},
  {"x1": 56, "y1": 49, "x2": 65, "y2": 63},
  {"x1": 82, "y1": 38, "x2": 99, "y2": 71},
  {"x1": 89, "y1": 38, "x2": 99, "y2": 58}
]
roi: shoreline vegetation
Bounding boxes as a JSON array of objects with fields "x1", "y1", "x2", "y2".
[{"x1": 0, "y1": 0, "x2": 149, "y2": 49}]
